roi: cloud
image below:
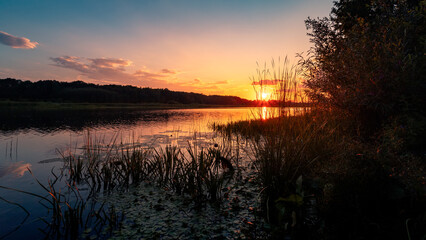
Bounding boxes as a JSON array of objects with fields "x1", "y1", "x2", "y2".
[
  {"x1": 161, "y1": 68, "x2": 177, "y2": 74},
  {"x1": 51, "y1": 56, "x2": 90, "y2": 73},
  {"x1": 134, "y1": 69, "x2": 165, "y2": 78},
  {"x1": 89, "y1": 58, "x2": 132, "y2": 70},
  {"x1": 0, "y1": 31, "x2": 38, "y2": 49},
  {"x1": 49, "y1": 55, "x2": 226, "y2": 95},
  {"x1": 51, "y1": 56, "x2": 138, "y2": 82},
  {"x1": 251, "y1": 79, "x2": 279, "y2": 86},
  {"x1": 50, "y1": 56, "x2": 186, "y2": 89},
  {"x1": 214, "y1": 80, "x2": 228, "y2": 85}
]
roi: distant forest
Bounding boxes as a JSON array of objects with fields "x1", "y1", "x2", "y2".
[{"x1": 0, "y1": 78, "x2": 253, "y2": 105}]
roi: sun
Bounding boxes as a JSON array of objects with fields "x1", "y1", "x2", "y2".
[{"x1": 262, "y1": 92, "x2": 268, "y2": 100}]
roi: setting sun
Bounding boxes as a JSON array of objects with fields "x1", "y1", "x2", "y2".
[{"x1": 262, "y1": 92, "x2": 268, "y2": 100}]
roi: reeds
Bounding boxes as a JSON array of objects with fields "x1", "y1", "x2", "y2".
[
  {"x1": 213, "y1": 109, "x2": 346, "y2": 236},
  {"x1": 251, "y1": 56, "x2": 305, "y2": 115},
  {"x1": 61, "y1": 132, "x2": 236, "y2": 204},
  {"x1": 1, "y1": 129, "x2": 242, "y2": 239}
]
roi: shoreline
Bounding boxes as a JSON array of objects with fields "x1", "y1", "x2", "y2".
[{"x1": 0, "y1": 100, "x2": 253, "y2": 111}]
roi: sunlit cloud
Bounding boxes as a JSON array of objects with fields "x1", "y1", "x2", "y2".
[
  {"x1": 51, "y1": 56, "x2": 90, "y2": 73},
  {"x1": 51, "y1": 56, "x2": 181, "y2": 86},
  {"x1": 251, "y1": 79, "x2": 279, "y2": 86},
  {"x1": 161, "y1": 68, "x2": 178, "y2": 74},
  {"x1": 215, "y1": 80, "x2": 228, "y2": 84},
  {"x1": 89, "y1": 58, "x2": 132, "y2": 70},
  {"x1": 51, "y1": 56, "x2": 138, "y2": 82},
  {"x1": 49, "y1": 55, "x2": 229, "y2": 95},
  {"x1": 0, "y1": 31, "x2": 39, "y2": 49},
  {"x1": 134, "y1": 69, "x2": 166, "y2": 79}
]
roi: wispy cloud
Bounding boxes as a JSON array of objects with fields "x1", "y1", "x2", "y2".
[
  {"x1": 89, "y1": 58, "x2": 132, "y2": 70},
  {"x1": 134, "y1": 69, "x2": 166, "y2": 79},
  {"x1": 50, "y1": 55, "x2": 184, "y2": 88},
  {"x1": 50, "y1": 56, "x2": 137, "y2": 82},
  {"x1": 51, "y1": 56, "x2": 90, "y2": 73},
  {"x1": 161, "y1": 68, "x2": 178, "y2": 74},
  {"x1": 252, "y1": 79, "x2": 279, "y2": 86},
  {"x1": 214, "y1": 80, "x2": 228, "y2": 85},
  {"x1": 49, "y1": 55, "x2": 228, "y2": 95},
  {"x1": 0, "y1": 31, "x2": 38, "y2": 49}
]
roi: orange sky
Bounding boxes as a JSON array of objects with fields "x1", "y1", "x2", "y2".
[{"x1": 0, "y1": 0, "x2": 334, "y2": 100}]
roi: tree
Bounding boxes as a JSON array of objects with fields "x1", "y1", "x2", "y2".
[{"x1": 300, "y1": 0, "x2": 425, "y2": 133}]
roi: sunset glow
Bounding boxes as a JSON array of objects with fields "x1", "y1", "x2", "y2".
[{"x1": 0, "y1": 0, "x2": 333, "y2": 100}]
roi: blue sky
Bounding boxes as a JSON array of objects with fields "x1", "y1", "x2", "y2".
[{"x1": 0, "y1": 0, "x2": 334, "y2": 99}]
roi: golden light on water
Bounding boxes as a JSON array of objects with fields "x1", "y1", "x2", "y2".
[{"x1": 261, "y1": 106, "x2": 268, "y2": 120}]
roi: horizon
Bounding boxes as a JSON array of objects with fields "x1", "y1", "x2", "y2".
[{"x1": 0, "y1": 0, "x2": 334, "y2": 100}]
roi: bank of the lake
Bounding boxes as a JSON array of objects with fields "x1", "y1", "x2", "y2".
[{"x1": 0, "y1": 100, "x2": 252, "y2": 110}]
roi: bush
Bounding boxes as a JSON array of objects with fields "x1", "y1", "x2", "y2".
[{"x1": 299, "y1": 0, "x2": 425, "y2": 135}]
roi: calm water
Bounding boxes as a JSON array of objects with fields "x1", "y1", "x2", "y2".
[{"x1": 0, "y1": 107, "x2": 279, "y2": 239}]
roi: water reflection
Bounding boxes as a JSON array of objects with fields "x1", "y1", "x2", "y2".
[
  {"x1": 0, "y1": 162, "x2": 31, "y2": 178},
  {"x1": 0, "y1": 108, "x2": 186, "y2": 135},
  {"x1": 0, "y1": 106, "x2": 295, "y2": 238}
]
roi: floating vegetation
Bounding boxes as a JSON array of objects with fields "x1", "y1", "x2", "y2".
[{"x1": 105, "y1": 169, "x2": 266, "y2": 239}]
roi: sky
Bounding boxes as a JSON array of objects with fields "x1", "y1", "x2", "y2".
[{"x1": 0, "y1": 0, "x2": 334, "y2": 100}]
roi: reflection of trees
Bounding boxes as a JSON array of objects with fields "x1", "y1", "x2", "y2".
[{"x1": 0, "y1": 109, "x2": 189, "y2": 134}]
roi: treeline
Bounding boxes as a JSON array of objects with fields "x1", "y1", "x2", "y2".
[{"x1": 0, "y1": 78, "x2": 252, "y2": 105}]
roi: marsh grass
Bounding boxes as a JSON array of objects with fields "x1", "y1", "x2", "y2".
[
  {"x1": 63, "y1": 131, "x2": 235, "y2": 202},
  {"x1": 213, "y1": 109, "x2": 348, "y2": 236},
  {"x1": 1, "y1": 128, "x2": 244, "y2": 239},
  {"x1": 251, "y1": 57, "x2": 306, "y2": 113}
]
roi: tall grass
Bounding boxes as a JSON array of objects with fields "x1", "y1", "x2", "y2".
[
  {"x1": 251, "y1": 56, "x2": 305, "y2": 115},
  {"x1": 62, "y1": 132, "x2": 236, "y2": 203},
  {"x1": 1, "y1": 130, "x2": 242, "y2": 239},
  {"x1": 213, "y1": 108, "x2": 346, "y2": 236}
]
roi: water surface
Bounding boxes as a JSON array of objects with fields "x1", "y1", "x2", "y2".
[{"x1": 0, "y1": 107, "x2": 270, "y2": 238}]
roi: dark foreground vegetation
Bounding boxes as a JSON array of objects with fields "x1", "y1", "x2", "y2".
[
  {"x1": 215, "y1": 0, "x2": 426, "y2": 239},
  {"x1": 0, "y1": 78, "x2": 251, "y2": 106}
]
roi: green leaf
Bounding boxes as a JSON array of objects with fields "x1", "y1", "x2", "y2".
[{"x1": 276, "y1": 194, "x2": 303, "y2": 207}]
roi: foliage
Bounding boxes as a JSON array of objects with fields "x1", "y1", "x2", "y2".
[
  {"x1": 214, "y1": 111, "x2": 346, "y2": 237},
  {"x1": 299, "y1": 0, "x2": 425, "y2": 133},
  {"x1": 0, "y1": 78, "x2": 251, "y2": 105}
]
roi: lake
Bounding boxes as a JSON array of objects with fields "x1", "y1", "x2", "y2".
[{"x1": 0, "y1": 107, "x2": 281, "y2": 239}]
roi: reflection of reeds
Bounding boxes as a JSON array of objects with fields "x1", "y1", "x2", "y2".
[
  {"x1": 0, "y1": 192, "x2": 30, "y2": 239},
  {"x1": 0, "y1": 130, "x2": 244, "y2": 239},
  {"x1": 0, "y1": 167, "x2": 123, "y2": 239},
  {"x1": 3, "y1": 137, "x2": 19, "y2": 161}
]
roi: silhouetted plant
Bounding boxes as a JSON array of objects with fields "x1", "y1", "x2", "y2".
[{"x1": 299, "y1": 0, "x2": 425, "y2": 134}]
